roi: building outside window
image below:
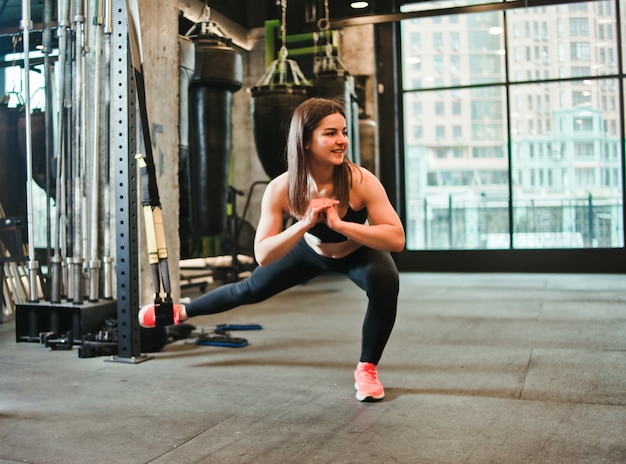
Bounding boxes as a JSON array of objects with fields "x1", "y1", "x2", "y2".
[{"x1": 400, "y1": 0, "x2": 624, "y2": 251}]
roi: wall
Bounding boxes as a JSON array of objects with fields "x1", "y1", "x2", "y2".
[{"x1": 230, "y1": 28, "x2": 268, "y2": 232}]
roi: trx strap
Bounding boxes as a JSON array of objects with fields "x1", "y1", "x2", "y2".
[{"x1": 126, "y1": 0, "x2": 174, "y2": 326}]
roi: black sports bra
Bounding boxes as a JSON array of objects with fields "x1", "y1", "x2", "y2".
[{"x1": 307, "y1": 206, "x2": 368, "y2": 243}]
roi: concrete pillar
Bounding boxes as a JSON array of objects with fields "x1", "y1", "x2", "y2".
[{"x1": 136, "y1": 0, "x2": 181, "y2": 304}]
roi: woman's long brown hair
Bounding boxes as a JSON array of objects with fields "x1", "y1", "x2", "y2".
[{"x1": 286, "y1": 98, "x2": 355, "y2": 219}]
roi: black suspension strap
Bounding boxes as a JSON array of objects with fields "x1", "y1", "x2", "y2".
[{"x1": 126, "y1": 0, "x2": 174, "y2": 326}]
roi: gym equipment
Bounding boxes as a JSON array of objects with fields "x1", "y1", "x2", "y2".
[
  {"x1": 215, "y1": 323, "x2": 262, "y2": 331},
  {"x1": 251, "y1": 85, "x2": 310, "y2": 178},
  {"x1": 312, "y1": 0, "x2": 360, "y2": 165},
  {"x1": 159, "y1": 321, "x2": 262, "y2": 348},
  {"x1": 101, "y1": 0, "x2": 114, "y2": 301},
  {"x1": 0, "y1": 104, "x2": 26, "y2": 221},
  {"x1": 195, "y1": 321, "x2": 262, "y2": 348},
  {"x1": 127, "y1": 0, "x2": 175, "y2": 327},
  {"x1": 69, "y1": 0, "x2": 87, "y2": 305},
  {"x1": 191, "y1": 324, "x2": 261, "y2": 348},
  {"x1": 87, "y1": 0, "x2": 107, "y2": 302},
  {"x1": 196, "y1": 333, "x2": 248, "y2": 348},
  {"x1": 187, "y1": 7, "x2": 243, "y2": 236},
  {"x1": 250, "y1": 0, "x2": 313, "y2": 179},
  {"x1": 0, "y1": 213, "x2": 27, "y2": 322},
  {"x1": 165, "y1": 322, "x2": 196, "y2": 341},
  {"x1": 15, "y1": 299, "x2": 117, "y2": 344},
  {"x1": 49, "y1": 0, "x2": 72, "y2": 304},
  {"x1": 79, "y1": 319, "x2": 167, "y2": 358},
  {"x1": 14, "y1": 0, "x2": 125, "y2": 360},
  {"x1": 20, "y1": 0, "x2": 39, "y2": 302},
  {"x1": 41, "y1": 0, "x2": 54, "y2": 277},
  {"x1": 17, "y1": 110, "x2": 52, "y2": 197}
]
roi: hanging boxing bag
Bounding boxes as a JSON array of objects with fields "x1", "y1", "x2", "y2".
[
  {"x1": 314, "y1": 69, "x2": 360, "y2": 164},
  {"x1": 250, "y1": 84, "x2": 311, "y2": 179},
  {"x1": 359, "y1": 118, "x2": 377, "y2": 174},
  {"x1": 188, "y1": 35, "x2": 242, "y2": 236},
  {"x1": 0, "y1": 104, "x2": 26, "y2": 219},
  {"x1": 17, "y1": 109, "x2": 55, "y2": 198},
  {"x1": 0, "y1": 105, "x2": 27, "y2": 257},
  {"x1": 314, "y1": 69, "x2": 349, "y2": 100}
]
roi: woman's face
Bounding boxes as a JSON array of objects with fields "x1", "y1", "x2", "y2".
[{"x1": 306, "y1": 112, "x2": 348, "y2": 167}]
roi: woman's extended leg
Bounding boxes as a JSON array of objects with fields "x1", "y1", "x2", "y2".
[
  {"x1": 184, "y1": 239, "x2": 325, "y2": 317},
  {"x1": 139, "y1": 239, "x2": 327, "y2": 327}
]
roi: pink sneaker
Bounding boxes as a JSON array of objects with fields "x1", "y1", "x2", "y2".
[
  {"x1": 354, "y1": 362, "x2": 385, "y2": 402},
  {"x1": 138, "y1": 303, "x2": 184, "y2": 328}
]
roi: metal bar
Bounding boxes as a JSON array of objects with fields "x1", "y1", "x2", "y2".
[
  {"x1": 88, "y1": 0, "x2": 105, "y2": 302},
  {"x1": 110, "y1": 0, "x2": 146, "y2": 362},
  {"x1": 321, "y1": 0, "x2": 593, "y2": 30},
  {"x1": 71, "y1": 0, "x2": 86, "y2": 304},
  {"x1": 42, "y1": 0, "x2": 53, "y2": 294},
  {"x1": 615, "y1": 0, "x2": 626, "y2": 248},
  {"x1": 102, "y1": 0, "x2": 113, "y2": 299},
  {"x1": 21, "y1": 0, "x2": 39, "y2": 302}
]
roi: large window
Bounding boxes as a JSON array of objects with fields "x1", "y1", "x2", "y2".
[{"x1": 400, "y1": 0, "x2": 624, "y2": 251}]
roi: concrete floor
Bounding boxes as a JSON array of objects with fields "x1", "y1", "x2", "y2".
[{"x1": 1, "y1": 272, "x2": 625, "y2": 464}]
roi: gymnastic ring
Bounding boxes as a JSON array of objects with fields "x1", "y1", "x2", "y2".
[{"x1": 317, "y1": 18, "x2": 330, "y2": 31}]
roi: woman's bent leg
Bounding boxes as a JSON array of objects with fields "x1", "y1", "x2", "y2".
[{"x1": 342, "y1": 248, "x2": 399, "y2": 365}]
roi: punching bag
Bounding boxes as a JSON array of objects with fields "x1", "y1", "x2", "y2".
[
  {"x1": 250, "y1": 84, "x2": 311, "y2": 179},
  {"x1": 314, "y1": 68, "x2": 360, "y2": 165},
  {"x1": 188, "y1": 35, "x2": 242, "y2": 236},
  {"x1": 17, "y1": 109, "x2": 55, "y2": 198},
  {"x1": 315, "y1": 70, "x2": 350, "y2": 101},
  {"x1": 359, "y1": 118, "x2": 377, "y2": 174},
  {"x1": 0, "y1": 104, "x2": 26, "y2": 219},
  {"x1": 0, "y1": 104, "x2": 27, "y2": 257}
]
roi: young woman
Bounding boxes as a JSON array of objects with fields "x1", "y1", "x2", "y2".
[{"x1": 140, "y1": 97, "x2": 405, "y2": 401}]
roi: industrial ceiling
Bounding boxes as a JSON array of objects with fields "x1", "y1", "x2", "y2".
[{"x1": 0, "y1": 0, "x2": 385, "y2": 59}]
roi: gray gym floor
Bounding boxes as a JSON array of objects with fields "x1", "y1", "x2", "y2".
[{"x1": 1, "y1": 272, "x2": 625, "y2": 464}]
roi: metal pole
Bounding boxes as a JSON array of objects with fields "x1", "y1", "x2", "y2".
[
  {"x1": 448, "y1": 194, "x2": 453, "y2": 249},
  {"x1": 111, "y1": 0, "x2": 145, "y2": 361},
  {"x1": 588, "y1": 193, "x2": 594, "y2": 247},
  {"x1": 101, "y1": 0, "x2": 113, "y2": 299},
  {"x1": 80, "y1": 0, "x2": 89, "y2": 270},
  {"x1": 55, "y1": 0, "x2": 72, "y2": 302},
  {"x1": 21, "y1": 0, "x2": 39, "y2": 302},
  {"x1": 88, "y1": 0, "x2": 105, "y2": 302},
  {"x1": 43, "y1": 0, "x2": 53, "y2": 297},
  {"x1": 50, "y1": 116, "x2": 64, "y2": 303},
  {"x1": 72, "y1": 0, "x2": 85, "y2": 304}
]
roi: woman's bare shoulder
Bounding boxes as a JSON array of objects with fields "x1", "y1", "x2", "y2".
[
  {"x1": 350, "y1": 164, "x2": 381, "y2": 190},
  {"x1": 348, "y1": 165, "x2": 380, "y2": 209},
  {"x1": 263, "y1": 173, "x2": 290, "y2": 211},
  {"x1": 266, "y1": 172, "x2": 289, "y2": 193}
]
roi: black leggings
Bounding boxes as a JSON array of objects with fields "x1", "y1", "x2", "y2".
[{"x1": 185, "y1": 239, "x2": 399, "y2": 365}]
